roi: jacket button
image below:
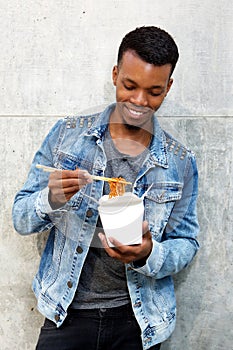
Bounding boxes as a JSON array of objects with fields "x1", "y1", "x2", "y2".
[
  {"x1": 76, "y1": 246, "x2": 83, "y2": 254},
  {"x1": 54, "y1": 314, "x2": 60, "y2": 322},
  {"x1": 86, "y1": 209, "x2": 93, "y2": 217},
  {"x1": 67, "y1": 281, "x2": 73, "y2": 288},
  {"x1": 133, "y1": 301, "x2": 142, "y2": 308}
]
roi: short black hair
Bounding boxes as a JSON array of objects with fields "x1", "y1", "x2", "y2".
[{"x1": 117, "y1": 26, "x2": 179, "y2": 76}]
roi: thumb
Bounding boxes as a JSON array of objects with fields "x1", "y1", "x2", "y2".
[{"x1": 142, "y1": 220, "x2": 149, "y2": 235}]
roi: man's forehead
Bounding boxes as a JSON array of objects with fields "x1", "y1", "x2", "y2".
[
  {"x1": 119, "y1": 50, "x2": 172, "y2": 75},
  {"x1": 117, "y1": 53, "x2": 172, "y2": 86}
]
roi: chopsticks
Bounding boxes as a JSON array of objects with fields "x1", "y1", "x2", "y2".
[
  {"x1": 36, "y1": 164, "x2": 132, "y2": 185},
  {"x1": 36, "y1": 164, "x2": 60, "y2": 172},
  {"x1": 91, "y1": 175, "x2": 131, "y2": 184}
]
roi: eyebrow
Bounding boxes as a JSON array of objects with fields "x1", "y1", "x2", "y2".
[{"x1": 123, "y1": 77, "x2": 164, "y2": 90}]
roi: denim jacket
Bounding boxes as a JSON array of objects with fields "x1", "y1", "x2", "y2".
[{"x1": 12, "y1": 104, "x2": 199, "y2": 349}]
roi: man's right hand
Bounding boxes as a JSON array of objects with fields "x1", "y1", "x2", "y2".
[{"x1": 48, "y1": 168, "x2": 92, "y2": 209}]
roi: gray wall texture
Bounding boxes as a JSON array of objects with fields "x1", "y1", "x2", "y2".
[{"x1": 0, "y1": 0, "x2": 232, "y2": 349}]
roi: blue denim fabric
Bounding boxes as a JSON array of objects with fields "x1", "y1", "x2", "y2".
[{"x1": 12, "y1": 103, "x2": 199, "y2": 349}]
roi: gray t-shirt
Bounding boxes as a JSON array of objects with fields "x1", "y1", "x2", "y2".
[{"x1": 71, "y1": 130, "x2": 150, "y2": 309}]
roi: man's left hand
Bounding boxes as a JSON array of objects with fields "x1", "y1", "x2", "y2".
[{"x1": 98, "y1": 221, "x2": 152, "y2": 264}]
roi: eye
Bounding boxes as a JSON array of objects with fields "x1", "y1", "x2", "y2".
[
  {"x1": 150, "y1": 91, "x2": 162, "y2": 97},
  {"x1": 123, "y1": 83, "x2": 135, "y2": 91}
]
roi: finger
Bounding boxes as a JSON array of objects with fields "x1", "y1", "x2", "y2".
[
  {"x1": 50, "y1": 169, "x2": 92, "y2": 183},
  {"x1": 49, "y1": 178, "x2": 79, "y2": 193},
  {"x1": 73, "y1": 169, "x2": 93, "y2": 183},
  {"x1": 50, "y1": 169, "x2": 77, "y2": 177},
  {"x1": 142, "y1": 220, "x2": 149, "y2": 235},
  {"x1": 48, "y1": 182, "x2": 78, "y2": 205},
  {"x1": 49, "y1": 176, "x2": 88, "y2": 192},
  {"x1": 60, "y1": 169, "x2": 80, "y2": 179},
  {"x1": 108, "y1": 237, "x2": 125, "y2": 248},
  {"x1": 61, "y1": 178, "x2": 85, "y2": 189},
  {"x1": 98, "y1": 235, "x2": 140, "y2": 263},
  {"x1": 98, "y1": 234, "x2": 125, "y2": 260},
  {"x1": 98, "y1": 233, "x2": 110, "y2": 249}
]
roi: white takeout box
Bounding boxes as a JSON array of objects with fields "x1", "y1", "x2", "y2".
[{"x1": 98, "y1": 192, "x2": 144, "y2": 247}]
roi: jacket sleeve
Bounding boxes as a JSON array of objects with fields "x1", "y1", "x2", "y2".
[
  {"x1": 12, "y1": 119, "x2": 66, "y2": 235},
  {"x1": 131, "y1": 153, "x2": 199, "y2": 278}
]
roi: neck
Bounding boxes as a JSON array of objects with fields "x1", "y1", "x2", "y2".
[{"x1": 109, "y1": 113, "x2": 153, "y2": 156}]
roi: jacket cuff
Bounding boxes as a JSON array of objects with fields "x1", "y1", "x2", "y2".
[
  {"x1": 131, "y1": 240, "x2": 165, "y2": 276},
  {"x1": 35, "y1": 187, "x2": 54, "y2": 217}
]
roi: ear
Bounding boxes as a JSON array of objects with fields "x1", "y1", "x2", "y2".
[
  {"x1": 166, "y1": 78, "x2": 173, "y2": 95},
  {"x1": 112, "y1": 65, "x2": 118, "y2": 86}
]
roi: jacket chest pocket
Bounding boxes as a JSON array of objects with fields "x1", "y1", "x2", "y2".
[
  {"x1": 55, "y1": 151, "x2": 94, "y2": 172},
  {"x1": 144, "y1": 182, "x2": 183, "y2": 239}
]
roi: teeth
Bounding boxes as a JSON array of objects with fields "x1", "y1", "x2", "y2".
[{"x1": 129, "y1": 109, "x2": 143, "y2": 116}]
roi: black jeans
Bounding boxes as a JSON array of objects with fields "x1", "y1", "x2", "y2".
[{"x1": 36, "y1": 304, "x2": 161, "y2": 350}]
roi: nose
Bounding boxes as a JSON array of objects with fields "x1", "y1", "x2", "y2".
[{"x1": 129, "y1": 89, "x2": 148, "y2": 107}]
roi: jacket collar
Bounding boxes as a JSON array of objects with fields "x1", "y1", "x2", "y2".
[
  {"x1": 149, "y1": 116, "x2": 168, "y2": 168},
  {"x1": 86, "y1": 103, "x2": 168, "y2": 168}
]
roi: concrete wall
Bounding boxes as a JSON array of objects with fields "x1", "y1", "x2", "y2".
[{"x1": 0, "y1": 0, "x2": 232, "y2": 349}]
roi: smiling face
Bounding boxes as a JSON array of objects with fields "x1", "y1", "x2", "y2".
[{"x1": 112, "y1": 50, "x2": 173, "y2": 130}]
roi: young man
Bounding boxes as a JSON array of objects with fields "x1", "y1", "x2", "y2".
[{"x1": 12, "y1": 26, "x2": 199, "y2": 349}]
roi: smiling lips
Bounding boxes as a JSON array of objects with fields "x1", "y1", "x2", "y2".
[
  {"x1": 128, "y1": 108, "x2": 144, "y2": 116},
  {"x1": 126, "y1": 105, "x2": 153, "y2": 118}
]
